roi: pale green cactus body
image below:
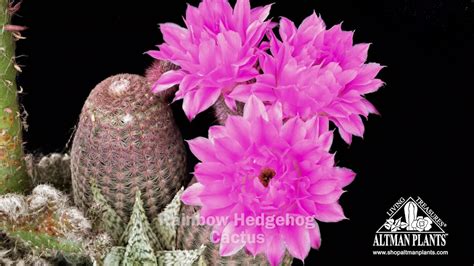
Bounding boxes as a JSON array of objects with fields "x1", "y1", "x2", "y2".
[
  {"x1": 5, "y1": 230, "x2": 82, "y2": 255},
  {"x1": 152, "y1": 187, "x2": 183, "y2": 250},
  {"x1": 121, "y1": 190, "x2": 160, "y2": 265},
  {"x1": 104, "y1": 247, "x2": 127, "y2": 265},
  {"x1": 91, "y1": 184, "x2": 126, "y2": 242},
  {"x1": 156, "y1": 245, "x2": 206, "y2": 266}
]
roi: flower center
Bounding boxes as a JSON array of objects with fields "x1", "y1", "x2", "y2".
[{"x1": 258, "y1": 167, "x2": 276, "y2": 187}]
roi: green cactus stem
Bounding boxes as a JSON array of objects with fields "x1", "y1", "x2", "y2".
[
  {"x1": 5, "y1": 230, "x2": 83, "y2": 255},
  {"x1": 0, "y1": 0, "x2": 30, "y2": 194}
]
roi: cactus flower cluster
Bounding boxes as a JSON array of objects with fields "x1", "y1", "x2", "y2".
[{"x1": 148, "y1": 0, "x2": 384, "y2": 265}]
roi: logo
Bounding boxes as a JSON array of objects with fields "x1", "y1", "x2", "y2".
[{"x1": 373, "y1": 197, "x2": 448, "y2": 247}]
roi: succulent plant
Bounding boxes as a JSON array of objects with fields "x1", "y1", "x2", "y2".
[
  {"x1": 0, "y1": 249, "x2": 53, "y2": 266},
  {"x1": 0, "y1": 0, "x2": 31, "y2": 194},
  {"x1": 25, "y1": 153, "x2": 72, "y2": 193},
  {"x1": 70, "y1": 73, "x2": 187, "y2": 228},
  {"x1": 95, "y1": 185, "x2": 205, "y2": 266},
  {"x1": 0, "y1": 185, "x2": 96, "y2": 264}
]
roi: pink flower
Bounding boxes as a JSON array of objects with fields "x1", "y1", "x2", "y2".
[
  {"x1": 181, "y1": 96, "x2": 355, "y2": 265},
  {"x1": 148, "y1": 0, "x2": 272, "y2": 120},
  {"x1": 230, "y1": 12, "x2": 384, "y2": 144}
]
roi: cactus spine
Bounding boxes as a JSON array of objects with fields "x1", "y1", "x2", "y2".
[{"x1": 0, "y1": 0, "x2": 30, "y2": 194}]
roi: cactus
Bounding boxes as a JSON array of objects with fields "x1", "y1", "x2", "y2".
[
  {"x1": 0, "y1": 249, "x2": 52, "y2": 266},
  {"x1": 0, "y1": 0, "x2": 31, "y2": 194},
  {"x1": 25, "y1": 153, "x2": 72, "y2": 193},
  {"x1": 98, "y1": 186, "x2": 205, "y2": 266},
  {"x1": 120, "y1": 190, "x2": 159, "y2": 266},
  {"x1": 71, "y1": 73, "x2": 187, "y2": 226},
  {"x1": 0, "y1": 185, "x2": 95, "y2": 263},
  {"x1": 404, "y1": 202, "x2": 418, "y2": 231},
  {"x1": 90, "y1": 183, "x2": 126, "y2": 242}
]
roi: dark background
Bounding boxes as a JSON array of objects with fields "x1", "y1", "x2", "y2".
[{"x1": 12, "y1": 0, "x2": 473, "y2": 264}]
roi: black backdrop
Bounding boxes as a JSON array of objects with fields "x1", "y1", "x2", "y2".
[{"x1": 12, "y1": 0, "x2": 473, "y2": 264}]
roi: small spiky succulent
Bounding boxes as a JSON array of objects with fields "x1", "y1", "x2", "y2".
[
  {"x1": 94, "y1": 185, "x2": 205, "y2": 266},
  {"x1": 71, "y1": 73, "x2": 187, "y2": 230},
  {"x1": 0, "y1": 185, "x2": 95, "y2": 264}
]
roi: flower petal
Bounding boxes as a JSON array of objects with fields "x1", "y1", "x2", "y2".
[
  {"x1": 243, "y1": 95, "x2": 268, "y2": 121},
  {"x1": 312, "y1": 188, "x2": 344, "y2": 204},
  {"x1": 229, "y1": 84, "x2": 253, "y2": 102},
  {"x1": 194, "y1": 162, "x2": 229, "y2": 184},
  {"x1": 279, "y1": 17, "x2": 296, "y2": 42},
  {"x1": 335, "y1": 168, "x2": 356, "y2": 187},
  {"x1": 160, "y1": 23, "x2": 189, "y2": 47},
  {"x1": 314, "y1": 203, "x2": 347, "y2": 222},
  {"x1": 152, "y1": 70, "x2": 185, "y2": 93},
  {"x1": 244, "y1": 226, "x2": 265, "y2": 256},
  {"x1": 225, "y1": 116, "x2": 252, "y2": 149},
  {"x1": 219, "y1": 222, "x2": 246, "y2": 256},
  {"x1": 281, "y1": 117, "x2": 306, "y2": 145},
  {"x1": 308, "y1": 221, "x2": 321, "y2": 249},
  {"x1": 181, "y1": 183, "x2": 204, "y2": 205},
  {"x1": 187, "y1": 137, "x2": 217, "y2": 162},
  {"x1": 280, "y1": 222, "x2": 310, "y2": 261},
  {"x1": 265, "y1": 234, "x2": 285, "y2": 266},
  {"x1": 183, "y1": 87, "x2": 221, "y2": 120},
  {"x1": 309, "y1": 179, "x2": 338, "y2": 195},
  {"x1": 213, "y1": 137, "x2": 245, "y2": 163}
]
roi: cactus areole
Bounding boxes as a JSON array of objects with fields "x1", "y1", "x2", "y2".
[
  {"x1": 71, "y1": 74, "x2": 187, "y2": 224},
  {"x1": 0, "y1": 0, "x2": 30, "y2": 194}
]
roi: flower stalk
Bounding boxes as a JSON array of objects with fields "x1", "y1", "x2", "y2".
[{"x1": 0, "y1": 0, "x2": 30, "y2": 193}]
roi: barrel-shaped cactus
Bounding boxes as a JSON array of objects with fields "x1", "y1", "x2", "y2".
[{"x1": 70, "y1": 73, "x2": 187, "y2": 229}]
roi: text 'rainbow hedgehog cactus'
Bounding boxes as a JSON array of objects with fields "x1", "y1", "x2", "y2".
[{"x1": 70, "y1": 73, "x2": 187, "y2": 230}]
